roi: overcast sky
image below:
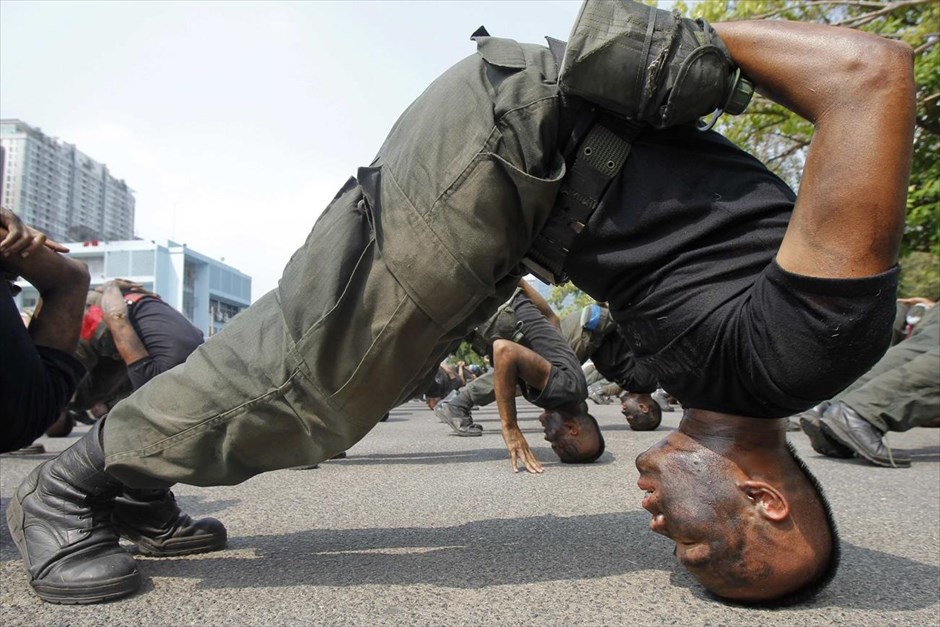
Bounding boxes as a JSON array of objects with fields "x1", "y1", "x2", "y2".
[{"x1": 0, "y1": 0, "x2": 594, "y2": 301}]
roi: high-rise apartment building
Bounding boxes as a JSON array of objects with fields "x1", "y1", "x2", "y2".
[{"x1": 0, "y1": 119, "x2": 135, "y2": 242}]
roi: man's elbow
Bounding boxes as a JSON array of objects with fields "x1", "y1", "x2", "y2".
[
  {"x1": 843, "y1": 35, "x2": 915, "y2": 105},
  {"x1": 873, "y1": 37, "x2": 914, "y2": 89}
]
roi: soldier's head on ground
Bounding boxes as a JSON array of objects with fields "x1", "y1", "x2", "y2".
[
  {"x1": 621, "y1": 392, "x2": 662, "y2": 431},
  {"x1": 539, "y1": 403, "x2": 605, "y2": 464},
  {"x1": 636, "y1": 418, "x2": 839, "y2": 605}
]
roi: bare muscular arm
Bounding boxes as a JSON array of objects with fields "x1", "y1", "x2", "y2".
[
  {"x1": 493, "y1": 338, "x2": 552, "y2": 473},
  {"x1": 713, "y1": 21, "x2": 915, "y2": 278},
  {"x1": 99, "y1": 281, "x2": 149, "y2": 366},
  {"x1": 0, "y1": 208, "x2": 89, "y2": 354}
]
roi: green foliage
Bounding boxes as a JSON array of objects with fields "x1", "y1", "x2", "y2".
[
  {"x1": 449, "y1": 340, "x2": 487, "y2": 367},
  {"x1": 678, "y1": 0, "x2": 939, "y2": 257},
  {"x1": 547, "y1": 281, "x2": 594, "y2": 317},
  {"x1": 899, "y1": 251, "x2": 940, "y2": 301}
]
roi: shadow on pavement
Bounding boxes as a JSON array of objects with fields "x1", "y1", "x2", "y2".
[
  {"x1": 119, "y1": 511, "x2": 940, "y2": 612},
  {"x1": 136, "y1": 511, "x2": 671, "y2": 588},
  {"x1": 2, "y1": 500, "x2": 938, "y2": 612},
  {"x1": 323, "y1": 447, "x2": 620, "y2": 467}
]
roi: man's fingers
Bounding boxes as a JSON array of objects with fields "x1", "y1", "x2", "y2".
[
  {"x1": 5, "y1": 238, "x2": 29, "y2": 257},
  {"x1": 525, "y1": 452, "x2": 544, "y2": 474},
  {"x1": 509, "y1": 443, "x2": 545, "y2": 474},
  {"x1": 0, "y1": 226, "x2": 15, "y2": 251},
  {"x1": 510, "y1": 450, "x2": 520, "y2": 473},
  {"x1": 21, "y1": 233, "x2": 46, "y2": 258},
  {"x1": 43, "y1": 237, "x2": 68, "y2": 253},
  {"x1": 1, "y1": 225, "x2": 29, "y2": 255}
]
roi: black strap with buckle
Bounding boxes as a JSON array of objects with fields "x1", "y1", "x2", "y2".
[{"x1": 523, "y1": 115, "x2": 640, "y2": 285}]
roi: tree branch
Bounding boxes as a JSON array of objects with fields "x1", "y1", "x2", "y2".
[
  {"x1": 766, "y1": 141, "x2": 809, "y2": 166},
  {"x1": 914, "y1": 37, "x2": 938, "y2": 55},
  {"x1": 743, "y1": 0, "x2": 933, "y2": 26},
  {"x1": 746, "y1": 1, "x2": 898, "y2": 21},
  {"x1": 833, "y1": 0, "x2": 933, "y2": 28}
]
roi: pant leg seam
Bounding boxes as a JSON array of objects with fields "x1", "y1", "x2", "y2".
[{"x1": 106, "y1": 368, "x2": 306, "y2": 461}]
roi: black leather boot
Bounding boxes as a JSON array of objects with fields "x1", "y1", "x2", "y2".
[
  {"x1": 820, "y1": 401, "x2": 911, "y2": 468},
  {"x1": 433, "y1": 389, "x2": 482, "y2": 436},
  {"x1": 5, "y1": 420, "x2": 140, "y2": 604},
  {"x1": 798, "y1": 401, "x2": 855, "y2": 459},
  {"x1": 112, "y1": 488, "x2": 227, "y2": 557}
]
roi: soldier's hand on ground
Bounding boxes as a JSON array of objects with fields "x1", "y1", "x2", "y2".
[{"x1": 501, "y1": 425, "x2": 544, "y2": 474}]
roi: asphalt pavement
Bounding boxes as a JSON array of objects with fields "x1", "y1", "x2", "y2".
[{"x1": 1, "y1": 400, "x2": 938, "y2": 626}]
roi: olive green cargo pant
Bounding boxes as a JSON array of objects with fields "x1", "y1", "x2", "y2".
[
  {"x1": 468, "y1": 371, "x2": 497, "y2": 406},
  {"x1": 837, "y1": 304, "x2": 940, "y2": 433},
  {"x1": 103, "y1": 40, "x2": 567, "y2": 487}
]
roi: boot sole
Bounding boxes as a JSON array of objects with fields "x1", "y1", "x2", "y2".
[
  {"x1": 127, "y1": 533, "x2": 228, "y2": 557},
  {"x1": 434, "y1": 407, "x2": 482, "y2": 436},
  {"x1": 31, "y1": 573, "x2": 141, "y2": 604}
]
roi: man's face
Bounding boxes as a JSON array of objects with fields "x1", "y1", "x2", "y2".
[
  {"x1": 636, "y1": 420, "x2": 833, "y2": 602},
  {"x1": 539, "y1": 410, "x2": 595, "y2": 461},
  {"x1": 635, "y1": 430, "x2": 758, "y2": 591}
]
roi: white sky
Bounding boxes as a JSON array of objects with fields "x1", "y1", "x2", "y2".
[{"x1": 0, "y1": 0, "x2": 590, "y2": 301}]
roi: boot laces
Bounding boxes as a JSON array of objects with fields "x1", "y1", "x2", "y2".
[{"x1": 883, "y1": 432, "x2": 898, "y2": 468}]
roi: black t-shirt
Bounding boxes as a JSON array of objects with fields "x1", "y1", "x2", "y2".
[
  {"x1": 512, "y1": 292, "x2": 587, "y2": 410},
  {"x1": 565, "y1": 125, "x2": 898, "y2": 418},
  {"x1": 126, "y1": 297, "x2": 205, "y2": 390}
]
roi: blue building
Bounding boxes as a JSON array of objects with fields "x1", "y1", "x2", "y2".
[{"x1": 14, "y1": 239, "x2": 251, "y2": 337}]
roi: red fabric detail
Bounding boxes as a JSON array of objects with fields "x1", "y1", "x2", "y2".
[{"x1": 81, "y1": 305, "x2": 104, "y2": 340}]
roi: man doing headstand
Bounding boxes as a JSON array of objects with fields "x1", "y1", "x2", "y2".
[{"x1": 7, "y1": 0, "x2": 915, "y2": 607}]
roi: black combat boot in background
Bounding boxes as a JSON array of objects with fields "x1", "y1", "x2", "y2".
[
  {"x1": 113, "y1": 488, "x2": 227, "y2": 556},
  {"x1": 434, "y1": 389, "x2": 483, "y2": 436},
  {"x1": 5, "y1": 420, "x2": 140, "y2": 604}
]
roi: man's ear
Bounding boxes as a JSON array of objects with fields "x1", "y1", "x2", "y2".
[
  {"x1": 740, "y1": 480, "x2": 790, "y2": 522},
  {"x1": 562, "y1": 415, "x2": 581, "y2": 436}
]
